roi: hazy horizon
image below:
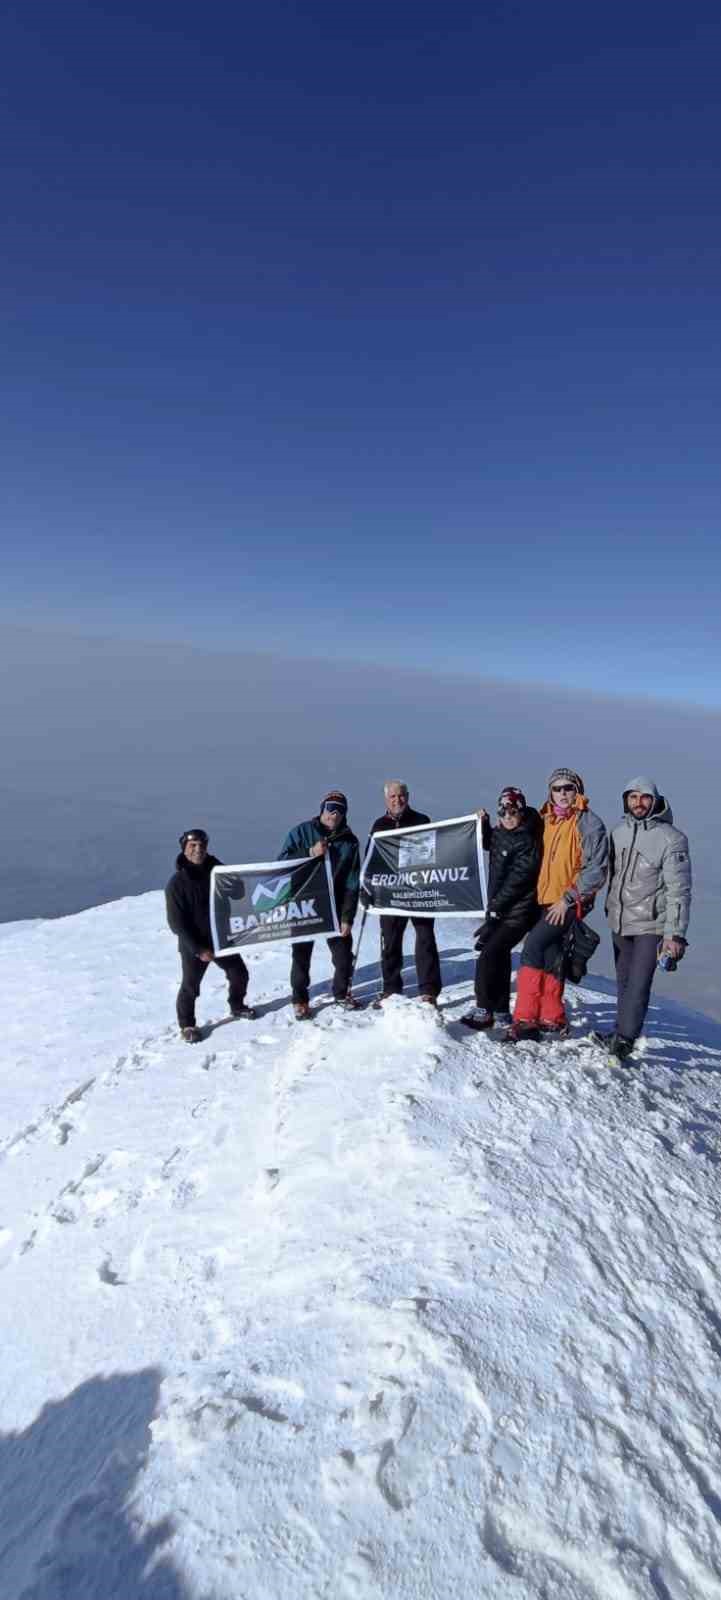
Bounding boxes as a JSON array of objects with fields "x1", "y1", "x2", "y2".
[{"x1": 2, "y1": 626, "x2": 718, "y2": 1022}]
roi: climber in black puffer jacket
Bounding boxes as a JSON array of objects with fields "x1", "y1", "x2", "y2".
[
  {"x1": 165, "y1": 829, "x2": 255, "y2": 1041},
  {"x1": 461, "y1": 788, "x2": 541, "y2": 1031}
]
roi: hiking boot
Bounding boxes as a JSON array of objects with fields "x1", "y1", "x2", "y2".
[
  {"x1": 611, "y1": 1035, "x2": 635, "y2": 1063},
  {"x1": 539, "y1": 1021, "x2": 571, "y2": 1039},
  {"x1": 502, "y1": 1021, "x2": 541, "y2": 1044},
  {"x1": 418, "y1": 994, "x2": 439, "y2": 1007},
  {"x1": 231, "y1": 1003, "x2": 257, "y2": 1020},
  {"x1": 181, "y1": 1025, "x2": 203, "y2": 1044},
  {"x1": 293, "y1": 1001, "x2": 312, "y2": 1021},
  {"x1": 372, "y1": 992, "x2": 398, "y2": 1009},
  {"x1": 589, "y1": 1029, "x2": 617, "y2": 1049},
  {"x1": 335, "y1": 994, "x2": 362, "y2": 1010},
  {"x1": 460, "y1": 1007, "x2": 494, "y2": 1031}
]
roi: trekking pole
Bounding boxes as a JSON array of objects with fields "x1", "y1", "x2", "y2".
[{"x1": 349, "y1": 907, "x2": 368, "y2": 993}]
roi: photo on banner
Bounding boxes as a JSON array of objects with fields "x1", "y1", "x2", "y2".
[
  {"x1": 360, "y1": 814, "x2": 487, "y2": 918},
  {"x1": 211, "y1": 855, "x2": 340, "y2": 955}
]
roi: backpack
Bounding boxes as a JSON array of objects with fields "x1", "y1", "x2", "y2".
[{"x1": 563, "y1": 917, "x2": 601, "y2": 983}]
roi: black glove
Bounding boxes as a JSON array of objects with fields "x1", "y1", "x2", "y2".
[{"x1": 473, "y1": 913, "x2": 498, "y2": 951}]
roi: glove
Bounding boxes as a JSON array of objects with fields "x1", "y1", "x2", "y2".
[
  {"x1": 473, "y1": 914, "x2": 498, "y2": 951},
  {"x1": 359, "y1": 887, "x2": 371, "y2": 910}
]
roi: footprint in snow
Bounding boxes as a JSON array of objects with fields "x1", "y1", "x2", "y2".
[{"x1": 98, "y1": 1257, "x2": 124, "y2": 1286}]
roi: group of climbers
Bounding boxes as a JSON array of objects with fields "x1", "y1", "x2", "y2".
[
  {"x1": 460, "y1": 768, "x2": 691, "y2": 1060},
  {"x1": 165, "y1": 769, "x2": 691, "y2": 1062}
]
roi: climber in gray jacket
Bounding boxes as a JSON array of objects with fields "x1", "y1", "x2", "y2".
[{"x1": 600, "y1": 777, "x2": 692, "y2": 1060}]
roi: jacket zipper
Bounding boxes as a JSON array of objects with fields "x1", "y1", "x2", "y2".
[{"x1": 616, "y1": 822, "x2": 637, "y2": 935}]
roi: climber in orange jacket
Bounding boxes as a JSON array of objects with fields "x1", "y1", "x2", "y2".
[{"x1": 506, "y1": 768, "x2": 608, "y2": 1042}]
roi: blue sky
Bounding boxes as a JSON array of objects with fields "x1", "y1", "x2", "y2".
[{"x1": 2, "y1": 1, "x2": 720, "y2": 703}]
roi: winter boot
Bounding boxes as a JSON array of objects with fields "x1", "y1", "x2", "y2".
[
  {"x1": 231, "y1": 1003, "x2": 257, "y2": 1020},
  {"x1": 611, "y1": 1035, "x2": 635, "y2": 1063},
  {"x1": 460, "y1": 1007, "x2": 494, "y2": 1031},
  {"x1": 335, "y1": 994, "x2": 362, "y2": 1011},
  {"x1": 495, "y1": 1011, "x2": 513, "y2": 1029},
  {"x1": 181, "y1": 1025, "x2": 203, "y2": 1044},
  {"x1": 589, "y1": 1029, "x2": 617, "y2": 1049},
  {"x1": 418, "y1": 994, "x2": 439, "y2": 1007},
  {"x1": 502, "y1": 1020, "x2": 541, "y2": 1044},
  {"x1": 539, "y1": 1021, "x2": 571, "y2": 1040},
  {"x1": 293, "y1": 1001, "x2": 312, "y2": 1021}
]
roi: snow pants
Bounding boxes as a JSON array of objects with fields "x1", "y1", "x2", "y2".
[
  {"x1": 474, "y1": 913, "x2": 538, "y2": 1013},
  {"x1": 380, "y1": 916, "x2": 442, "y2": 999},
  {"x1": 290, "y1": 934, "x2": 353, "y2": 1004},
  {"x1": 177, "y1": 950, "x2": 248, "y2": 1029},
  {"x1": 514, "y1": 905, "x2": 576, "y2": 1026},
  {"x1": 612, "y1": 933, "x2": 659, "y2": 1042}
]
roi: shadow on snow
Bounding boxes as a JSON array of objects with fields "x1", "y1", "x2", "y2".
[{"x1": 0, "y1": 1368, "x2": 191, "y2": 1600}]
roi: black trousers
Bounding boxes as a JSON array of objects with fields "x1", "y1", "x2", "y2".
[
  {"x1": 519, "y1": 904, "x2": 576, "y2": 975},
  {"x1": 290, "y1": 934, "x2": 353, "y2": 1004},
  {"x1": 474, "y1": 914, "x2": 537, "y2": 1012},
  {"x1": 380, "y1": 916, "x2": 442, "y2": 998},
  {"x1": 177, "y1": 949, "x2": 249, "y2": 1029},
  {"x1": 613, "y1": 933, "x2": 659, "y2": 1041}
]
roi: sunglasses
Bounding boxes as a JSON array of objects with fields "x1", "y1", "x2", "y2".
[
  {"x1": 551, "y1": 784, "x2": 576, "y2": 794},
  {"x1": 498, "y1": 803, "x2": 521, "y2": 816}
]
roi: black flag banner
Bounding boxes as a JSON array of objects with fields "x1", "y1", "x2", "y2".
[
  {"x1": 360, "y1": 814, "x2": 487, "y2": 919},
  {"x1": 210, "y1": 855, "x2": 340, "y2": 955}
]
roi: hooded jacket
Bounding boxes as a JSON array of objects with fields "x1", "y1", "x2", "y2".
[
  {"x1": 279, "y1": 817, "x2": 360, "y2": 926},
  {"x1": 605, "y1": 777, "x2": 691, "y2": 940},
  {"x1": 165, "y1": 852, "x2": 221, "y2": 956},
  {"x1": 536, "y1": 793, "x2": 608, "y2": 908}
]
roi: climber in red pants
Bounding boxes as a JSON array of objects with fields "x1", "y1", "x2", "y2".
[{"x1": 506, "y1": 768, "x2": 608, "y2": 1042}]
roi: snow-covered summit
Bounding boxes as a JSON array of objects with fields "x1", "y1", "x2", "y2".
[{"x1": 1, "y1": 893, "x2": 721, "y2": 1599}]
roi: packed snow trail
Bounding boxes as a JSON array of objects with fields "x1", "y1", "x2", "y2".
[{"x1": 1, "y1": 894, "x2": 720, "y2": 1598}]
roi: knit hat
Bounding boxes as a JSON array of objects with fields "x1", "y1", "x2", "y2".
[
  {"x1": 320, "y1": 790, "x2": 348, "y2": 814},
  {"x1": 547, "y1": 768, "x2": 584, "y2": 795},
  {"x1": 497, "y1": 787, "x2": 526, "y2": 811}
]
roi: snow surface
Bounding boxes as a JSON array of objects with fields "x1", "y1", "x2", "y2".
[{"x1": 1, "y1": 894, "x2": 721, "y2": 1600}]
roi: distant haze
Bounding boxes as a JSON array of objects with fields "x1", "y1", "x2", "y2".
[{"x1": 2, "y1": 627, "x2": 718, "y2": 1020}]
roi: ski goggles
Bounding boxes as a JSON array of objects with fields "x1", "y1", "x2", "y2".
[{"x1": 320, "y1": 798, "x2": 347, "y2": 816}]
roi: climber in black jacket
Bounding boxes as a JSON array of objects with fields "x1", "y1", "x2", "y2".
[
  {"x1": 461, "y1": 788, "x2": 541, "y2": 1031},
  {"x1": 165, "y1": 829, "x2": 255, "y2": 1042}
]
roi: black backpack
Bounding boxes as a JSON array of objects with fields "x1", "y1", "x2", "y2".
[{"x1": 563, "y1": 917, "x2": 601, "y2": 983}]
